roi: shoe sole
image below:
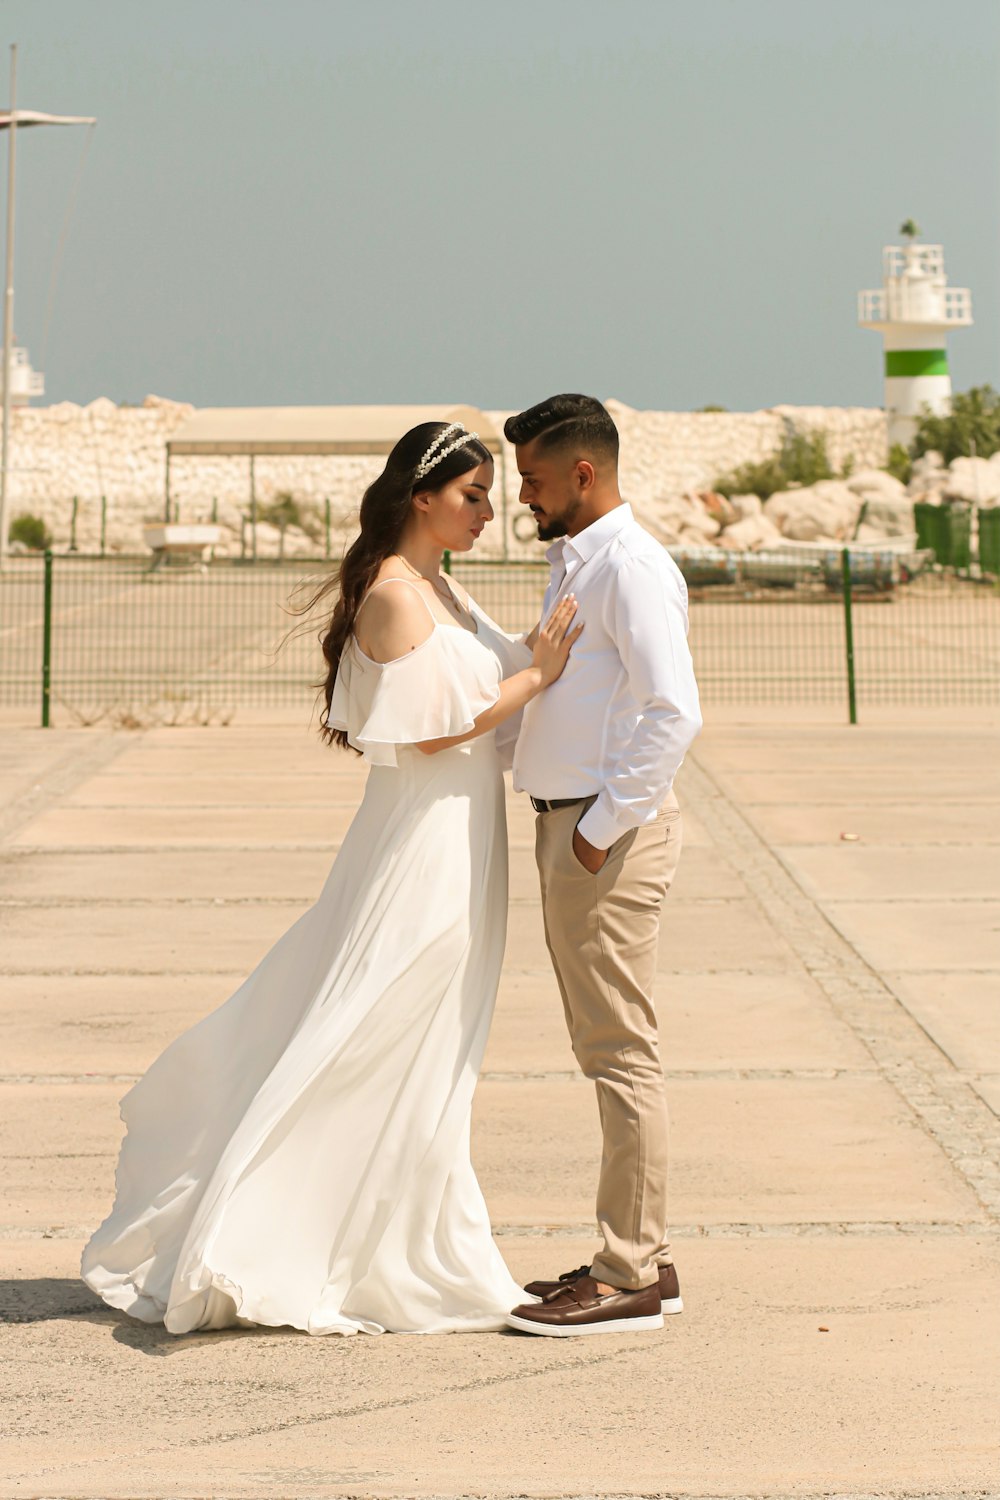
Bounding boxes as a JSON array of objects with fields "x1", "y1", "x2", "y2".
[
  {"x1": 506, "y1": 1311, "x2": 665, "y2": 1337},
  {"x1": 520, "y1": 1295, "x2": 683, "y2": 1316}
]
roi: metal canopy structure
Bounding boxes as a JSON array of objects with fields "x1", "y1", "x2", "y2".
[
  {"x1": 166, "y1": 404, "x2": 501, "y2": 457},
  {"x1": 164, "y1": 404, "x2": 506, "y2": 559}
]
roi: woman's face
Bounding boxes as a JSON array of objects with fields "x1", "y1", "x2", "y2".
[{"x1": 417, "y1": 459, "x2": 495, "y2": 552}]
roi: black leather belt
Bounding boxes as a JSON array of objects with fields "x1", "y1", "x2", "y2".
[{"x1": 529, "y1": 795, "x2": 587, "y2": 814}]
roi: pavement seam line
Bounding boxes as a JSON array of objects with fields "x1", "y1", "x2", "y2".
[
  {"x1": 684, "y1": 752, "x2": 1000, "y2": 1221},
  {"x1": 0, "y1": 1068, "x2": 885, "y2": 1084},
  {"x1": 0, "y1": 733, "x2": 142, "y2": 847},
  {"x1": 5, "y1": 1220, "x2": 993, "y2": 1243}
]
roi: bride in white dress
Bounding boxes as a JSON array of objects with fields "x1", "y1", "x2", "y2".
[{"x1": 81, "y1": 421, "x2": 580, "y2": 1337}]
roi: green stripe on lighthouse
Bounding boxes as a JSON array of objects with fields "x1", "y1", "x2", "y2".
[{"x1": 885, "y1": 349, "x2": 949, "y2": 377}]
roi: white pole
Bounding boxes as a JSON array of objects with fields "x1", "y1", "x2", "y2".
[{"x1": 0, "y1": 43, "x2": 17, "y2": 571}]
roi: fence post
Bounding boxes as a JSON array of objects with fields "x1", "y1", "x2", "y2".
[
  {"x1": 69, "y1": 495, "x2": 79, "y2": 552},
  {"x1": 41, "y1": 549, "x2": 53, "y2": 728},
  {"x1": 324, "y1": 497, "x2": 331, "y2": 559},
  {"x1": 100, "y1": 494, "x2": 107, "y2": 557},
  {"x1": 211, "y1": 496, "x2": 218, "y2": 525},
  {"x1": 841, "y1": 546, "x2": 857, "y2": 725}
]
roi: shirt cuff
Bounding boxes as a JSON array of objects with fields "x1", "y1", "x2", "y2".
[{"x1": 575, "y1": 799, "x2": 627, "y2": 852}]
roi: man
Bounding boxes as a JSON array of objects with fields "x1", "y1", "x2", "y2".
[{"x1": 504, "y1": 394, "x2": 702, "y2": 1337}]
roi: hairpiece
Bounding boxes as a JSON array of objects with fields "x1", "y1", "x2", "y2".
[{"x1": 413, "y1": 423, "x2": 480, "y2": 483}]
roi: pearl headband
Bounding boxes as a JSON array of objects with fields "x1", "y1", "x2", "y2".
[{"x1": 413, "y1": 422, "x2": 480, "y2": 483}]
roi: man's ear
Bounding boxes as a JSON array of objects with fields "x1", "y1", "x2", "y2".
[{"x1": 575, "y1": 460, "x2": 596, "y2": 493}]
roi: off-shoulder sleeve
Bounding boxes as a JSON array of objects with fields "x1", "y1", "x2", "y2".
[{"x1": 329, "y1": 632, "x2": 502, "y2": 767}]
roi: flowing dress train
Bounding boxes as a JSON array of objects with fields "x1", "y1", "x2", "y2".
[{"x1": 81, "y1": 591, "x2": 528, "y2": 1335}]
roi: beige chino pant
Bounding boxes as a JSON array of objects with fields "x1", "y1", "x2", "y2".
[{"x1": 535, "y1": 792, "x2": 682, "y2": 1291}]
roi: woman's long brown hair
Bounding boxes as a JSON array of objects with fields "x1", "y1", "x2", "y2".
[{"x1": 294, "y1": 422, "x2": 491, "y2": 748}]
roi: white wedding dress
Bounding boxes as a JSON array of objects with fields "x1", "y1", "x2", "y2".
[{"x1": 81, "y1": 583, "x2": 529, "y2": 1336}]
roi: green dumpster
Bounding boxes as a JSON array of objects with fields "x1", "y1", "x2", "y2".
[
  {"x1": 913, "y1": 501, "x2": 972, "y2": 569},
  {"x1": 979, "y1": 507, "x2": 1000, "y2": 576}
]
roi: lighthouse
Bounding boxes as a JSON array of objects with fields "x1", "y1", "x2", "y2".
[{"x1": 858, "y1": 227, "x2": 972, "y2": 449}]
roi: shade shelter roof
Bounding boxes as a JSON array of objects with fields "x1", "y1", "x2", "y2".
[{"x1": 166, "y1": 405, "x2": 501, "y2": 458}]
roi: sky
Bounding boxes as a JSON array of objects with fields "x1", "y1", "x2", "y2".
[{"x1": 3, "y1": 0, "x2": 999, "y2": 413}]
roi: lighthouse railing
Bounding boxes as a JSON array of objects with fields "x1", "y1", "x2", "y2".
[
  {"x1": 858, "y1": 283, "x2": 972, "y2": 325},
  {"x1": 883, "y1": 243, "x2": 945, "y2": 279}
]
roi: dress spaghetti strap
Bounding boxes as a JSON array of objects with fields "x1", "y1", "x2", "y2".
[{"x1": 356, "y1": 576, "x2": 439, "y2": 626}]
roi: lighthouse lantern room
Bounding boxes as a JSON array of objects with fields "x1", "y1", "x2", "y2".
[{"x1": 858, "y1": 230, "x2": 972, "y2": 449}]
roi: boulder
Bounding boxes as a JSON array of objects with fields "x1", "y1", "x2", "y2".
[
  {"x1": 765, "y1": 480, "x2": 861, "y2": 541},
  {"x1": 697, "y1": 490, "x2": 738, "y2": 528},
  {"x1": 911, "y1": 450, "x2": 945, "y2": 479},
  {"x1": 729, "y1": 493, "x2": 763, "y2": 519},
  {"x1": 907, "y1": 451, "x2": 948, "y2": 502},
  {"x1": 942, "y1": 456, "x2": 1000, "y2": 504},
  {"x1": 678, "y1": 493, "x2": 721, "y2": 539},
  {"x1": 717, "y1": 514, "x2": 782, "y2": 551},
  {"x1": 650, "y1": 492, "x2": 720, "y2": 542},
  {"x1": 853, "y1": 494, "x2": 914, "y2": 537},
  {"x1": 845, "y1": 468, "x2": 907, "y2": 501}
]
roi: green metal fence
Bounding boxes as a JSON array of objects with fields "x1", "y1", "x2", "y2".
[{"x1": 1, "y1": 551, "x2": 998, "y2": 726}]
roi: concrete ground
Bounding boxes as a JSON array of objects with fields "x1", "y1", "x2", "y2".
[{"x1": 0, "y1": 713, "x2": 998, "y2": 1500}]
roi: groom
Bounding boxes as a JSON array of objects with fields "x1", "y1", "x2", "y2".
[{"x1": 503, "y1": 394, "x2": 702, "y2": 1337}]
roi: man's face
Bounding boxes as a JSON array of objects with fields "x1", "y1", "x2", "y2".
[{"x1": 515, "y1": 438, "x2": 584, "y2": 541}]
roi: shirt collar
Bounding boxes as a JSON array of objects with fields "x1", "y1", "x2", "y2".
[{"x1": 547, "y1": 502, "x2": 633, "y2": 568}]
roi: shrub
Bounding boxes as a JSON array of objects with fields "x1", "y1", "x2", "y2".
[
  {"x1": 697, "y1": 404, "x2": 728, "y2": 413},
  {"x1": 8, "y1": 512, "x2": 52, "y2": 551},
  {"x1": 912, "y1": 385, "x2": 1000, "y2": 464},
  {"x1": 886, "y1": 443, "x2": 913, "y2": 485},
  {"x1": 259, "y1": 491, "x2": 321, "y2": 540},
  {"x1": 715, "y1": 430, "x2": 834, "y2": 500}
]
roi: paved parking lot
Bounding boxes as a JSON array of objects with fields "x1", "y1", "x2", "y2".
[{"x1": 1, "y1": 712, "x2": 998, "y2": 1498}]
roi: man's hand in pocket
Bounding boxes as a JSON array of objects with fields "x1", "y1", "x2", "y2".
[{"x1": 573, "y1": 825, "x2": 608, "y2": 873}]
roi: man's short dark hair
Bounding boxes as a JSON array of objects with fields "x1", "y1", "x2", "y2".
[{"x1": 504, "y1": 394, "x2": 619, "y2": 466}]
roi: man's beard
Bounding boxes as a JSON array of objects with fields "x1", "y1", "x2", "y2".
[{"x1": 535, "y1": 493, "x2": 581, "y2": 541}]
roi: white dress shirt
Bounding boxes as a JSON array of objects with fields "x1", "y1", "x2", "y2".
[{"x1": 512, "y1": 503, "x2": 702, "y2": 850}]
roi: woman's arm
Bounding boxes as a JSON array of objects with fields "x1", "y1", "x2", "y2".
[{"x1": 417, "y1": 596, "x2": 581, "y2": 754}]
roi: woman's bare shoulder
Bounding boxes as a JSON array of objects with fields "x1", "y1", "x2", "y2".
[{"x1": 355, "y1": 576, "x2": 435, "y2": 663}]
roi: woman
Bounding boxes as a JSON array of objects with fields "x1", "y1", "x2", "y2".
[{"x1": 81, "y1": 420, "x2": 580, "y2": 1337}]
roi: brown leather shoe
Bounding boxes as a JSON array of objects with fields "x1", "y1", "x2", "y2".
[
  {"x1": 523, "y1": 1262, "x2": 683, "y2": 1316},
  {"x1": 507, "y1": 1275, "x2": 663, "y2": 1337}
]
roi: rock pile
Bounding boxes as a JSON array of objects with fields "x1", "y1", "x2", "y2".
[
  {"x1": 907, "y1": 451, "x2": 1000, "y2": 506},
  {"x1": 630, "y1": 454, "x2": 1000, "y2": 554}
]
